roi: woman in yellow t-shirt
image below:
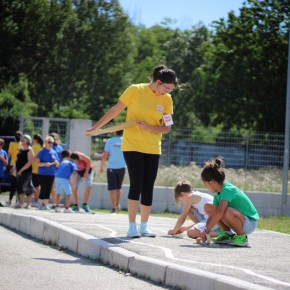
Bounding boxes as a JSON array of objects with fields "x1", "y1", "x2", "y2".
[
  {"x1": 7, "y1": 131, "x2": 22, "y2": 206},
  {"x1": 32, "y1": 134, "x2": 43, "y2": 206},
  {"x1": 86, "y1": 65, "x2": 178, "y2": 238}
]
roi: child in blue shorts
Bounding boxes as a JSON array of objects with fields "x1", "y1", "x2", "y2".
[{"x1": 55, "y1": 150, "x2": 79, "y2": 213}]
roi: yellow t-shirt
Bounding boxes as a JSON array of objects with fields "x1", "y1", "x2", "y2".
[
  {"x1": 119, "y1": 83, "x2": 173, "y2": 154},
  {"x1": 32, "y1": 143, "x2": 42, "y2": 174},
  {"x1": 8, "y1": 142, "x2": 21, "y2": 166}
]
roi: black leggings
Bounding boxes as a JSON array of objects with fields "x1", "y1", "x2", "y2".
[
  {"x1": 9, "y1": 175, "x2": 18, "y2": 201},
  {"x1": 39, "y1": 175, "x2": 55, "y2": 200},
  {"x1": 123, "y1": 151, "x2": 160, "y2": 206}
]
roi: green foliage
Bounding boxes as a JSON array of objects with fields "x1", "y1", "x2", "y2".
[
  {"x1": 0, "y1": 0, "x2": 289, "y2": 134},
  {"x1": 0, "y1": 74, "x2": 36, "y2": 135}
]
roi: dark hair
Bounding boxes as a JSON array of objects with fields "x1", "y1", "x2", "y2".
[
  {"x1": 201, "y1": 157, "x2": 225, "y2": 184},
  {"x1": 15, "y1": 131, "x2": 22, "y2": 142},
  {"x1": 174, "y1": 180, "x2": 193, "y2": 205},
  {"x1": 116, "y1": 130, "x2": 123, "y2": 136},
  {"x1": 33, "y1": 134, "x2": 43, "y2": 147},
  {"x1": 152, "y1": 65, "x2": 178, "y2": 86},
  {"x1": 61, "y1": 149, "x2": 71, "y2": 159},
  {"x1": 70, "y1": 153, "x2": 80, "y2": 161}
]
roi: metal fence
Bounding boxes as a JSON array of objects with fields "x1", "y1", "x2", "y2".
[
  {"x1": 19, "y1": 117, "x2": 70, "y2": 148},
  {"x1": 160, "y1": 129, "x2": 285, "y2": 169},
  {"x1": 91, "y1": 128, "x2": 285, "y2": 169},
  {"x1": 91, "y1": 128, "x2": 288, "y2": 193}
]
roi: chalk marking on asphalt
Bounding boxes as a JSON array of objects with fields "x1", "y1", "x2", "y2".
[{"x1": 94, "y1": 224, "x2": 290, "y2": 288}]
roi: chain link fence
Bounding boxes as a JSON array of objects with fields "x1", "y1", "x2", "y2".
[
  {"x1": 19, "y1": 117, "x2": 70, "y2": 148},
  {"x1": 91, "y1": 128, "x2": 288, "y2": 193}
]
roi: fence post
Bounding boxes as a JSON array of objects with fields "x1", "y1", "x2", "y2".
[
  {"x1": 19, "y1": 116, "x2": 25, "y2": 133},
  {"x1": 167, "y1": 131, "x2": 172, "y2": 166},
  {"x1": 244, "y1": 131, "x2": 249, "y2": 170},
  {"x1": 42, "y1": 118, "x2": 49, "y2": 139}
]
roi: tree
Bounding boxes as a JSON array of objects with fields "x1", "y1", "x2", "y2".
[
  {"x1": 195, "y1": 0, "x2": 290, "y2": 132},
  {"x1": 0, "y1": 74, "x2": 36, "y2": 135}
]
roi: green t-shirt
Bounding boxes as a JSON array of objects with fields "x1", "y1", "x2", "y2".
[{"x1": 213, "y1": 181, "x2": 259, "y2": 221}]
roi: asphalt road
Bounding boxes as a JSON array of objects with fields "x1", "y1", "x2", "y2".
[{"x1": 0, "y1": 226, "x2": 170, "y2": 290}]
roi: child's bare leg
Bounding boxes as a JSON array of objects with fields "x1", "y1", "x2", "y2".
[
  {"x1": 65, "y1": 196, "x2": 70, "y2": 208},
  {"x1": 187, "y1": 208, "x2": 199, "y2": 223},
  {"x1": 27, "y1": 194, "x2": 32, "y2": 206},
  {"x1": 56, "y1": 194, "x2": 61, "y2": 206},
  {"x1": 187, "y1": 228, "x2": 201, "y2": 239},
  {"x1": 221, "y1": 207, "x2": 245, "y2": 235},
  {"x1": 109, "y1": 190, "x2": 117, "y2": 209},
  {"x1": 204, "y1": 203, "x2": 231, "y2": 232}
]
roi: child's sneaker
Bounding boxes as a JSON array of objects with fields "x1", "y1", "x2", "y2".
[
  {"x1": 24, "y1": 204, "x2": 31, "y2": 209},
  {"x1": 212, "y1": 232, "x2": 234, "y2": 244},
  {"x1": 14, "y1": 203, "x2": 22, "y2": 209},
  {"x1": 230, "y1": 234, "x2": 248, "y2": 247},
  {"x1": 43, "y1": 205, "x2": 51, "y2": 210},
  {"x1": 127, "y1": 223, "x2": 141, "y2": 238},
  {"x1": 64, "y1": 208, "x2": 74, "y2": 213},
  {"x1": 31, "y1": 201, "x2": 39, "y2": 208},
  {"x1": 116, "y1": 203, "x2": 121, "y2": 212},
  {"x1": 71, "y1": 205, "x2": 79, "y2": 212},
  {"x1": 82, "y1": 204, "x2": 91, "y2": 213},
  {"x1": 55, "y1": 207, "x2": 62, "y2": 213}
]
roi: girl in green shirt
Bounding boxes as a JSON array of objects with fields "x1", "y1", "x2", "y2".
[{"x1": 199, "y1": 157, "x2": 259, "y2": 247}]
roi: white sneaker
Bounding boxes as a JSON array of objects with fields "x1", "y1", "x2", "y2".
[
  {"x1": 24, "y1": 204, "x2": 31, "y2": 209},
  {"x1": 31, "y1": 201, "x2": 39, "y2": 208},
  {"x1": 139, "y1": 225, "x2": 156, "y2": 238},
  {"x1": 116, "y1": 203, "x2": 121, "y2": 212},
  {"x1": 43, "y1": 205, "x2": 50, "y2": 210},
  {"x1": 55, "y1": 207, "x2": 62, "y2": 213},
  {"x1": 127, "y1": 223, "x2": 141, "y2": 238},
  {"x1": 64, "y1": 208, "x2": 74, "y2": 213}
]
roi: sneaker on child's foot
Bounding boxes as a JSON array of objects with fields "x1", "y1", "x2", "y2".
[
  {"x1": 230, "y1": 234, "x2": 248, "y2": 247},
  {"x1": 64, "y1": 208, "x2": 74, "y2": 213},
  {"x1": 212, "y1": 232, "x2": 234, "y2": 244},
  {"x1": 71, "y1": 205, "x2": 79, "y2": 212},
  {"x1": 55, "y1": 207, "x2": 62, "y2": 213},
  {"x1": 31, "y1": 201, "x2": 39, "y2": 208},
  {"x1": 127, "y1": 223, "x2": 141, "y2": 238},
  {"x1": 51, "y1": 204, "x2": 57, "y2": 210},
  {"x1": 82, "y1": 204, "x2": 91, "y2": 213},
  {"x1": 43, "y1": 205, "x2": 50, "y2": 210},
  {"x1": 14, "y1": 203, "x2": 22, "y2": 209},
  {"x1": 116, "y1": 203, "x2": 121, "y2": 212},
  {"x1": 38, "y1": 204, "x2": 44, "y2": 210},
  {"x1": 6, "y1": 200, "x2": 11, "y2": 207},
  {"x1": 24, "y1": 204, "x2": 31, "y2": 209},
  {"x1": 111, "y1": 208, "x2": 116, "y2": 214}
]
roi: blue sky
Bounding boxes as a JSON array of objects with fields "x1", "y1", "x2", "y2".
[{"x1": 118, "y1": 0, "x2": 245, "y2": 29}]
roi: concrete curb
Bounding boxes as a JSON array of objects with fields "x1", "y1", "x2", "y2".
[{"x1": 0, "y1": 211, "x2": 272, "y2": 290}]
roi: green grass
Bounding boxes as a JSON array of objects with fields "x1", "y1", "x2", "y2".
[
  {"x1": 92, "y1": 209, "x2": 290, "y2": 234},
  {"x1": 257, "y1": 216, "x2": 290, "y2": 234}
]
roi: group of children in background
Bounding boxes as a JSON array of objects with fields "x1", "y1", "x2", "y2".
[
  {"x1": 0, "y1": 131, "x2": 94, "y2": 213},
  {"x1": 1, "y1": 131, "x2": 259, "y2": 247}
]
